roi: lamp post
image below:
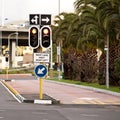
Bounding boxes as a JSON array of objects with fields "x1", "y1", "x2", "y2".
[
  {"x1": 58, "y1": 0, "x2": 60, "y2": 15},
  {"x1": 104, "y1": 32, "x2": 109, "y2": 89},
  {"x1": 1, "y1": 0, "x2": 4, "y2": 26},
  {"x1": 0, "y1": 31, "x2": 2, "y2": 56},
  {"x1": 8, "y1": 32, "x2": 18, "y2": 68},
  {"x1": 57, "y1": 0, "x2": 62, "y2": 80}
]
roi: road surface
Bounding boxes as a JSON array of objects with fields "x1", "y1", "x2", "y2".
[{"x1": 0, "y1": 74, "x2": 120, "y2": 120}]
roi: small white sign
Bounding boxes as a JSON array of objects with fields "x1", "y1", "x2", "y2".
[
  {"x1": 34, "y1": 53, "x2": 49, "y2": 63},
  {"x1": 57, "y1": 46, "x2": 60, "y2": 55}
]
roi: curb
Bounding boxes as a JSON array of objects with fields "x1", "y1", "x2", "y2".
[
  {"x1": 46, "y1": 80, "x2": 120, "y2": 97},
  {"x1": 22, "y1": 94, "x2": 60, "y2": 104},
  {"x1": 24, "y1": 99, "x2": 53, "y2": 104},
  {"x1": 23, "y1": 99, "x2": 60, "y2": 104},
  {"x1": 0, "y1": 80, "x2": 60, "y2": 104},
  {"x1": 1, "y1": 80, "x2": 26, "y2": 103}
]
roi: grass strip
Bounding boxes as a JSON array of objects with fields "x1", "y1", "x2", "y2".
[{"x1": 47, "y1": 78, "x2": 120, "y2": 93}]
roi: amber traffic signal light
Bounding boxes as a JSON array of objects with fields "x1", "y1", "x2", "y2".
[
  {"x1": 29, "y1": 26, "x2": 39, "y2": 49},
  {"x1": 40, "y1": 26, "x2": 51, "y2": 49}
]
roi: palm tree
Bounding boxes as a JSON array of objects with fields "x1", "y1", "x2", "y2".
[
  {"x1": 52, "y1": 0, "x2": 120, "y2": 84},
  {"x1": 95, "y1": 0, "x2": 120, "y2": 85},
  {"x1": 53, "y1": 12, "x2": 79, "y2": 49},
  {"x1": 74, "y1": 0, "x2": 120, "y2": 85}
]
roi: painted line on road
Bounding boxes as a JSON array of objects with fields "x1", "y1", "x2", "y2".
[
  {"x1": 0, "y1": 117, "x2": 4, "y2": 119},
  {"x1": 81, "y1": 114, "x2": 99, "y2": 117},
  {"x1": 72, "y1": 98, "x2": 105, "y2": 105}
]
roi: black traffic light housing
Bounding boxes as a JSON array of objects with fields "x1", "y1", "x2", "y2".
[
  {"x1": 40, "y1": 26, "x2": 52, "y2": 49},
  {"x1": 5, "y1": 57, "x2": 9, "y2": 62},
  {"x1": 29, "y1": 26, "x2": 39, "y2": 49}
]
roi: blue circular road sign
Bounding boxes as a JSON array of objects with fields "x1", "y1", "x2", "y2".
[{"x1": 34, "y1": 64, "x2": 47, "y2": 78}]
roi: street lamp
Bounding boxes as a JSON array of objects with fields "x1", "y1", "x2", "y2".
[
  {"x1": 8, "y1": 32, "x2": 18, "y2": 68},
  {"x1": 104, "y1": 32, "x2": 109, "y2": 89},
  {"x1": 58, "y1": 0, "x2": 60, "y2": 15},
  {"x1": 1, "y1": 0, "x2": 4, "y2": 26}
]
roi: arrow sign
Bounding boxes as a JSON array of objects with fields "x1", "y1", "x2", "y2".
[
  {"x1": 31, "y1": 15, "x2": 39, "y2": 24},
  {"x1": 38, "y1": 67, "x2": 45, "y2": 74},
  {"x1": 42, "y1": 17, "x2": 49, "y2": 23},
  {"x1": 35, "y1": 65, "x2": 47, "y2": 78},
  {"x1": 29, "y1": 14, "x2": 40, "y2": 25},
  {"x1": 41, "y1": 14, "x2": 51, "y2": 25}
]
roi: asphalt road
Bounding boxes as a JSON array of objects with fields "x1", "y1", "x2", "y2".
[{"x1": 0, "y1": 78, "x2": 120, "y2": 120}]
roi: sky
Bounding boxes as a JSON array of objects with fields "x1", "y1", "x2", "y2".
[{"x1": 0, "y1": 0, "x2": 75, "y2": 25}]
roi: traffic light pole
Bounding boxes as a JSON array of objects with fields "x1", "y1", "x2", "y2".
[
  {"x1": 39, "y1": 48, "x2": 43, "y2": 100},
  {"x1": 39, "y1": 77, "x2": 43, "y2": 99}
]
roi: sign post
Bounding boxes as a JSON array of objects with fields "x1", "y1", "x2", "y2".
[
  {"x1": 34, "y1": 64, "x2": 47, "y2": 99},
  {"x1": 40, "y1": 78, "x2": 43, "y2": 99}
]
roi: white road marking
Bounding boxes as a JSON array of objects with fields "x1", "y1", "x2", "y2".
[
  {"x1": 0, "y1": 117, "x2": 4, "y2": 119},
  {"x1": 81, "y1": 114, "x2": 99, "y2": 117}
]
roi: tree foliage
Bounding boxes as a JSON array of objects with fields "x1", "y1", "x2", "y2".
[{"x1": 52, "y1": 0, "x2": 120, "y2": 85}]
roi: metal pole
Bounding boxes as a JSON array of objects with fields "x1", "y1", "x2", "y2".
[
  {"x1": 58, "y1": 0, "x2": 60, "y2": 15},
  {"x1": 58, "y1": 0, "x2": 61, "y2": 80},
  {"x1": 16, "y1": 32, "x2": 18, "y2": 56},
  {"x1": 8, "y1": 32, "x2": 18, "y2": 67},
  {"x1": 58, "y1": 43, "x2": 61, "y2": 80},
  {"x1": 8, "y1": 32, "x2": 18, "y2": 49},
  {"x1": 50, "y1": 41, "x2": 53, "y2": 69},
  {"x1": 39, "y1": 48, "x2": 43, "y2": 100},
  {"x1": 106, "y1": 32, "x2": 109, "y2": 88},
  {"x1": 6, "y1": 66, "x2": 8, "y2": 80},
  {"x1": 1, "y1": 0, "x2": 4, "y2": 26},
  {"x1": 39, "y1": 78, "x2": 43, "y2": 99},
  {"x1": 0, "y1": 31, "x2": 2, "y2": 56},
  {"x1": 49, "y1": 39, "x2": 53, "y2": 78}
]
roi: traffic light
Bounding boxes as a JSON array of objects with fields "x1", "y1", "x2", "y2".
[
  {"x1": 40, "y1": 26, "x2": 51, "y2": 49},
  {"x1": 5, "y1": 57, "x2": 8, "y2": 62},
  {"x1": 29, "y1": 26, "x2": 39, "y2": 49}
]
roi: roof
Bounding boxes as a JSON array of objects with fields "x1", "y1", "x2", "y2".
[{"x1": 0, "y1": 26, "x2": 28, "y2": 32}]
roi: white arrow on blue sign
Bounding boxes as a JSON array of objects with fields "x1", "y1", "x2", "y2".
[{"x1": 34, "y1": 64, "x2": 47, "y2": 78}]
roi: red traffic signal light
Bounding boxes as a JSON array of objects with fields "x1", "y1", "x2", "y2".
[
  {"x1": 40, "y1": 26, "x2": 51, "y2": 48},
  {"x1": 29, "y1": 26, "x2": 39, "y2": 49}
]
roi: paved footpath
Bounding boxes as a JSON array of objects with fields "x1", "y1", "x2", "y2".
[{"x1": 5, "y1": 79, "x2": 120, "y2": 105}]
